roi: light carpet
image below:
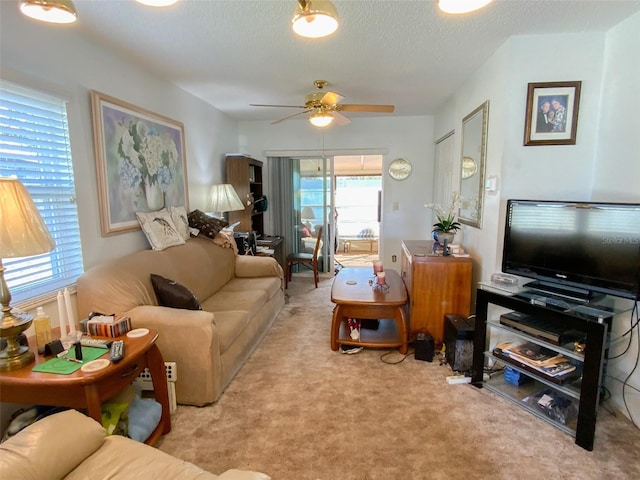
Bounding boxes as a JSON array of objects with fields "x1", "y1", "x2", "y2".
[{"x1": 158, "y1": 273, "x2": 640, "y2": 480}]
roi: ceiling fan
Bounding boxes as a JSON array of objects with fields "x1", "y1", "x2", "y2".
[{"x1": 250, "y1": 80, "x2": 395, "y2": 127}]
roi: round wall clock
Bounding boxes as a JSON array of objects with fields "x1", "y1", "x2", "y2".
[
  {"x1": 461, "y1": 156, "x2": 477, "y2": 179},
  {"x1": 388, "y1": 158, "x2": 412, "y2": 180}
]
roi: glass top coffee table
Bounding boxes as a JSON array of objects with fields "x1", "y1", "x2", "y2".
[{"x1": 330, "y1": 267, "x2": 408, "y2": 354}]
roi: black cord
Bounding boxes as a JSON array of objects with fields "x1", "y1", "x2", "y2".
[
  {"x1": 380, "y1": 349, "x2": 413, "y2": 364},
  {"x1": 608, "y1": 301, "x2": 639, "y2": 360}
]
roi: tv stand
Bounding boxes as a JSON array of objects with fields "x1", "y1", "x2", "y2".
[
  {"x1": 472, "y1": 286, "x2": 609, "y2": 451},
  {"x1": 523, "y1": 280, "x2": 604, "y2": 303}
]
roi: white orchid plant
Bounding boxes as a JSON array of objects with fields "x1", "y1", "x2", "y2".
[{"x1": 425, "y1": 192, "x2": 462, "y2": 233}]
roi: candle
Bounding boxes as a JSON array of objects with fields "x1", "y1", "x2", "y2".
[
  {"x1": 64, "y1": 288, "x2": 76, "y2": 336},
  {"x1": 57, "y1": 291, "x2": 67, "y2": 338},
  {"x1": 373, "y1": 260, "x2": 383, "y2": 274},
  {"x1": 376, "y1": 271, "x2": 386, "y2": 285}
]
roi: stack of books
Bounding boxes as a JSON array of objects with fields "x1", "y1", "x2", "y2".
[
  {"x1": 493, "y1": 341, "x2": 579, "y2": 384},
  {"x1": 81, "y1": 314, "x2": 131, "y2": 338}
]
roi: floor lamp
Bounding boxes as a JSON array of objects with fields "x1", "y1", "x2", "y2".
[{"x1": 0, "y1": 177, "x2": 56, "y2": 371}]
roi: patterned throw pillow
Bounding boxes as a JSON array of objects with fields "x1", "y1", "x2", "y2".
[
  {"x1": 150, "y1": 274, "x2": 202, "y2": 310},
  {"x1": 187, "y1": 209, "x2": 228, "y2": 239},
  {"x1": 169, "y1": 205, "x2": 190, "y2": 241},
  {"x1": 136, "y1": 209, "x2": 185, "y2": 251}
]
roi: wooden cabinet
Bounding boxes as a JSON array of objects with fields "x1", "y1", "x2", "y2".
[
  {"x1": 225, "y1": 154, "x2": 264, "y2": 237},
  {"x1": 400, "y1": 240, "x2": 473, "y2": 345}
]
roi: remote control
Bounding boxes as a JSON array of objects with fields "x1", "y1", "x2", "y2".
[
  {"x1": 80, "y1": 338, "x2": 112, "y2": 349},
  {"x1": 109, "y1": 340, "x2": 124, "y2": 363}
]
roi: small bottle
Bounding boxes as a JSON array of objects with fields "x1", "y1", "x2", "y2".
[{"x1": 34, "y1": 307, "x2": 52, "y2": 354}]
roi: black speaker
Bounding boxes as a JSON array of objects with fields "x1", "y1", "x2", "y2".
[{"x1": 414, "y1": 332, "x2": 434, "y2": 362}]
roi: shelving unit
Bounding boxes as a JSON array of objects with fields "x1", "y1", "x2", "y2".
[
  {"x1": 225, "y1": 154, "x2": 264, "y2": 237},
  {"x1": 471, "y1": 285, "x2": 622, "y2": 451}
]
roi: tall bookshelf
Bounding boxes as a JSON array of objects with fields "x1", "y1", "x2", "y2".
[{"x1": 225, "y1": 154, "x2": 264, "y2": 237}]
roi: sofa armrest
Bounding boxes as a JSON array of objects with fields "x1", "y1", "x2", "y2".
[
  {"x1": 126, "y1": 305, "x2": 223, "y2": 405},
  {"x1": 235, "y1": 255, "x2": 283, "y2": 280}
]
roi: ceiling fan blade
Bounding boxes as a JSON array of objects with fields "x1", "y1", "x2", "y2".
[
  {"x1": 332, "y1": 111, "x2": 351, "y2": 126},
  {"x1": 251, "y1": 104, "x2": 307, "y2": 109},
  {"x1": 320, "y1": 91, "x2": 344, "y2": 106},
  {"x1": 338, "y1": 104, "x2": 395, "y2": 113},
  {"x1": 271, "y1": 109, "x2": 312, "y2": 125}
]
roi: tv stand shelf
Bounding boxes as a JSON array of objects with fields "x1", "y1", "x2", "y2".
[{"x1": 472, "y1": 286, "x2": 609, "y2": 451}]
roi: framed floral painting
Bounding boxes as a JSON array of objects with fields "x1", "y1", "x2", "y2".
[
  {"x1": 523, "y1": 81, "x2": 581, "y2": 146},
  {"x1": 91, "y1": 91, "x2": 188, "y2": 235}
]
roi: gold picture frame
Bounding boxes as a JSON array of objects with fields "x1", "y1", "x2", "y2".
[
  {"x1": 91, "y1": 91, "x2": 188, "y2": 235},
  {"x1": 523, "y1": 81, "x2": 581, "y2": 146}
]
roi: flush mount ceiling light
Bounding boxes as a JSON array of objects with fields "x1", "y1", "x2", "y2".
[
  {"x1": 309, "y1": 111, "x2": 334, "y2": 128},
  {"x1": 292, "y1": 0, "x2": 339, "y2": 39},
  {"x1": 438, "y1": 0, "x2": 493, "y2": 15},
  {"x1": 19, "y1": 0, "x2": 77, "y2": 24},
  {"x1": 136, "y1": 0, "x2": 180, "y2": 6}
]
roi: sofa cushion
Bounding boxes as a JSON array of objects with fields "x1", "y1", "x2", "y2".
[
  {"x1": 169, "y1": 205, "x2": 190, "y2": 241},
  {"x1": 151, "y1": 273, "x2": 202, "y2": 310},
  {"x1": 188, "y1": 209, "x2": 228, "y2": 239},
  {"x1": 0, "y1": 409, "x2": 105, "y2": 480},
  {"x1": 136, "y1": 209, "x2": 186, "y2": 251}
]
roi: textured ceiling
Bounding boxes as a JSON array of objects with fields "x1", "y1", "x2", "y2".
[{"x1": 68, "y1": 0, "x2": 640, "y2": 123}]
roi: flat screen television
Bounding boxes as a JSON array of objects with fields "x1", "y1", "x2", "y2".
[{"x1": 502, "y1": 200, "x2": 640, "y2": 301}]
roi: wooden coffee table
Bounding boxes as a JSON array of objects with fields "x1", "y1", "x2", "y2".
[
  {"x1": 0, "y1": 328, "x2": 171, "y2": 446},
  {"x1": 330, "y1": 267, "x2": 408, "y2": 354}
]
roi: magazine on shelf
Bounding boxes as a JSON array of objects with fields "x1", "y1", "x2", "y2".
[
  {"x1": 493, "y1": 342, "x2": 577, "y2": 379},
  {"x1": 502, "y1": 341, "x2": 562, "y2": 366}
]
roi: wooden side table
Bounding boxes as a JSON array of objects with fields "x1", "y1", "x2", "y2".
[
  {"x1": 330, "y1": 267, "x2": 408, "y2": 354},
  {"x1": 0, "y1": 329, "x2": 171, "y2": 446},
  {"x1": 256, "y1": 235, "x2": 285, "y2": 269}
]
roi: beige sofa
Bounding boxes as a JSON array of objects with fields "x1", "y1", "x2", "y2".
[
  {"x1": 76, "y1": 236, "x2": 284, "y2": 406},
  {"x1": 0, "y1": 409, "x2": 270, "y2": 480}
]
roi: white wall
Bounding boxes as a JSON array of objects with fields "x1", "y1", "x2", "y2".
[
  {"x1": 434, "y1": 16, "x2": 640, "y2": 422},
  {"x1": 238, "y1": 116, "x2": 433, "y2": 268},
  {"x1": 0, "y1": 2, "x2": 239, "y2": 271}
]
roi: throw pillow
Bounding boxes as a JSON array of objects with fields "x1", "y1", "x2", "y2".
[
  {"x1": 187, "y1": 209, "x2": 228, "y2": 239},
  {"x1": 136, "y1": 209, "x2": 185, "y2": 251},
  {"x1": 169, "y1": 205, "x2": 190, "y2": 241},
  {"x1": 150, "y1": 274, "x2": 202, "y2": 310}
]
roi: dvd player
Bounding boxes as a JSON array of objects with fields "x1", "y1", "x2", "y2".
[{"x1": 499, "y1": 311, "x2": 584, "y2": 346}]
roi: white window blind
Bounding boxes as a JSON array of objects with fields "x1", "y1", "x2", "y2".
[{"x1": 0, "y1": 80, "x2": 84, "y2": 303}]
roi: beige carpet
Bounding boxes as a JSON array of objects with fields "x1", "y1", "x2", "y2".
[{"x1": 158, "y1": 274, "x2": 640, "y2": 479}]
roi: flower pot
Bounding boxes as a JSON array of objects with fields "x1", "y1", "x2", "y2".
[
  {"x1": 144, "y1": 177, "x2": 164, "y2": 211},
  {"x1": 436, "y1": 231, "x2": 455, "y2": 245}
]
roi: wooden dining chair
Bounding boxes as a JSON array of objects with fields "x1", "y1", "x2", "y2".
[{"x1": 285, "y1": 226, "x2": 323, "y2": 288}]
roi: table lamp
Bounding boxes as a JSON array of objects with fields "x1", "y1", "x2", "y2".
[
  {"x1": 208, "y1": 184, "x2": 244, "y2": 220},
  {"x1": 0, "y1": 177, "x2": 56, "y2": 371},
  {"x1": 301, "y1": 206, "x2": 315, "y2": 230}
]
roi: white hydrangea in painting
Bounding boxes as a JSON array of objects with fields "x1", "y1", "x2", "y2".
[{"x1": 116, "y1": 120, "x2": 179, "y2": 210}]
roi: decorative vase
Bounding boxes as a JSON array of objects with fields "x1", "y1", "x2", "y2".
[
  {"x1": 436, "y1": 231, "x2": 455, "y2": 245},
  {"x1": 144, "y1": 177, "x2": 164, "y2": 211}
]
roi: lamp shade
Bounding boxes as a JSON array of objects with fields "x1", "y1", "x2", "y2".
[
  {"x1": 136, "y1": 0, "x2": 180, "y2": 6},
  {"x1": 301, "y1": 206, "x2": 316, "y2": 220},
  {"x1": 292, "y1": 0, "x2": 339, "y2": 39},
  {"x1": 208, "y1": 184, "x2": 244, "y2": 213},
  {"x1": 309, "y1": 111, "x2": 334, "y2": 127},
  {"x1": 0, "y1": 177, "x2": 55, "y2": 258},
  {"x1": 438, "y1": 0, "x2": 493, "y2": 15},
  {"x1": 19, "y1": 0, "x2": 78, "y2": 24}
]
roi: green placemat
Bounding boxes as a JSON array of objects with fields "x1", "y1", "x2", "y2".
[{"x1": 32, "y1": 346, "x2": 109, "y2": 375}]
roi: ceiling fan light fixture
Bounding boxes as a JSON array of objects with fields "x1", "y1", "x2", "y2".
[
  {"x1": 136, "y1": 0, "x2": 180, "y2": 6},
  {"x1": 438, "y1": 0, "x2": 493, "y2": 15},
  {"x1": 19, "y1": 0, "x2": 77, "y2": 24},
  {"x1": 309, "y1": 111, "x2": 334, "y2": 128},
  {"x1": 292, "y1": 0, "x2": 339, "y2": 39}
]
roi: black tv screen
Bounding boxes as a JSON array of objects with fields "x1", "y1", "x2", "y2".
[{"x1": 502, "y1": 200, "x2": 640, "y2": 300}]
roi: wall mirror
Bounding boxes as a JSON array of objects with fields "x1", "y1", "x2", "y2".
[{"x1": 458, "y1": 100, "x2": 489, "y2": 228}]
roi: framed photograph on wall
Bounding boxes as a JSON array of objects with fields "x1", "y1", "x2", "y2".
[
  {"x1": 91, "y1": 91, "x2": 188, "y2": 235},
  {"x1": 523, "y1": 81, "x2": 581, "y2": 146}
]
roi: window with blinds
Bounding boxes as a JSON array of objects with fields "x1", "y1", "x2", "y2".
[{"x1": 0, "y1": 80, "x2": 84, "y2": 303}]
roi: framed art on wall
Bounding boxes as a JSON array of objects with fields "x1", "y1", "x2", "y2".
[
  {"x1": 91, "y1": 91, "x2": 188, "y2": 235},
  {"x1": 523, "y1": 81, "x2": 581, "y2": 146}
]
